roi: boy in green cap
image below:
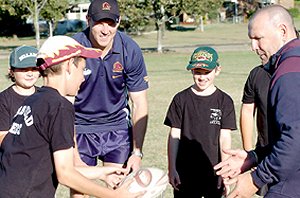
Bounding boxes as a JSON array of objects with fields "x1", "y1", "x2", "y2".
[
  {"x1": 0, "y1": 46, "x2": 40, "y2": 145},
  {"x1": 164, "y1": 46, "x2": 236, "y2": 197}
]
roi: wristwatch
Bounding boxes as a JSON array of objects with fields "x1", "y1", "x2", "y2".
[{"x1": 131, "y1": 150, "x2": 143, "y2": 159}]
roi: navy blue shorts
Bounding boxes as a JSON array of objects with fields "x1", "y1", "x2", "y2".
[{"x1": 76, "y1": 129, "x2": 131, "y2": 166}]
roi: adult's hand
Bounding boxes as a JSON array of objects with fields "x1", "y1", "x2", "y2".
[
  {"x1": 126, "y1": 154, "x2": 142, "y2": 174},
  {"x1": 214, "y1": 149, "x2": 256, "y2": 180},
  {"x1": 227, "y1": 171, "x2": 258, "y2": 198}
]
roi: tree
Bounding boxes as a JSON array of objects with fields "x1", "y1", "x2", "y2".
[
  {"x1": 182, "y1": 0, "x2": 223, "y2": 32},
  {"x1": 0, "y1": 0, "x2": 69, "y2": 48},
  {"x1": 0, "y1": 1, "x2": 30, "y2": 36},
  {"x1": 40, "y1": 0, "x2": 69, "y2": 37},
  {"x1": 10, "y1": 0, "x2": 48, "y2": 48},
  {"x1": 118, "y1": 0, "x2": 152, "y2": 35},
  {"x1": 118, "y1": 0, "x2": 182, "y2": 53},
  {"x1": 152, "y1": 0, "x2": 182, "y2": 53}
]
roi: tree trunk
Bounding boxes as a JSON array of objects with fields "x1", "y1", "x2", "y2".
[
  {"x1": 34, "y1": 0, "x2": 40, "y2": 48},
  {"x1": 48, "y1": 21, "x2": 53, "y2": 37},
  {"x1": 157, "y1": 21, "x2": 163, "y2": 53},
  {"x1": 196, "y1": 15, "x2": 204, "y2": 32}
]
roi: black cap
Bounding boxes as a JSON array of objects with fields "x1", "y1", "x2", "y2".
[{"x1": 88, "y1": 0, "x2": 120, "y2": 23}]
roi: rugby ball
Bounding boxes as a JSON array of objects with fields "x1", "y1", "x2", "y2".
[{"x1": 118, "y1": 167, "x2": 168, "y2": 198}]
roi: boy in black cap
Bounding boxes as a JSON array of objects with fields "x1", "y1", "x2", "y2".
[
  {"x1": 164, "y1": 46, "x2": 236, "y2": 197},
  {"x1": 0, "y1": 46, "x2": 40, "y2": 144},
  {"x1": 72, "y1": 0, "x2": 149, "y2": 194},
  {"x1": 0, "y1": 36, "x2": 143, "y2": 198}
]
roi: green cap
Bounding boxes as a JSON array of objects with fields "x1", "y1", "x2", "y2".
[
  {"x1": 186, "y1": 46, "x2": 219, "y2": 71},
  {"x1": 9, "y1": 46, "x2": 38, "y2": 69}
]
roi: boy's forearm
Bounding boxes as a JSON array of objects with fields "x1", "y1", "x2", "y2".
[
  {"x1": 0, "y1": 131, "x2": 8, "y2": 146},
  {"x1": 220, "y1": 129, "x2": 232, "y2": 161},
  {"x1": 54, "y1": 148, "x2": 116, "y2": 197},
  {"x1": 59, "y1": 166, "x2": 115, "y2": 197},
  {"x1": 168, "y1": 129, "x2": 180, "y2": 171}
]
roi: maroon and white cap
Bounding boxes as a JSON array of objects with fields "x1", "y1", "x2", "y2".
[{"x1": 37, "y1": 35, "x2": 102, "y2": 70}]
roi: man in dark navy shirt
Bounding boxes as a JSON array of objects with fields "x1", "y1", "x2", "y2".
[
  {"x1": 214, "y1": 5, "x2": 300, "y2": 198},
  {"x1": 72, "y1": 0, "x2": 149, "y2": 192}
]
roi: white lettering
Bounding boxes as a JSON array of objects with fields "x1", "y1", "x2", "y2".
[
  {"x1": 8, "y1": 123, "x2": 23, "y2": 135},
  {"x1": 24, "y1": 115, "x2": 33, "y2": 126},
  {"x1": 19, "y1": 52, "x2": 37, "y2": 61}
]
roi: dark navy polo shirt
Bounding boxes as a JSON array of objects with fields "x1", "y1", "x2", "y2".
[{"x1": 73, "y1": 29, "x2": 149, "y2": 133}]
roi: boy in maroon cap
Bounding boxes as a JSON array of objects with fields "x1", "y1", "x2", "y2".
[{"x1": 0, "y1": 35, "x2": 143, "y2": 198}]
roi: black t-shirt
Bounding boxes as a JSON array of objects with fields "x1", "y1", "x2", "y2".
[
  {"x1": 242, "y1": 65, "x2": 271, "y2": 147},
  {"x1": 0, "y1": 86, "x2": 75, "y2": 198},
  {"x1": 0, "y1": 85, "x2": 39, "y2": 131},
  {"x1": 164, "y1": 87, "x2": 236, "y2": 188}
]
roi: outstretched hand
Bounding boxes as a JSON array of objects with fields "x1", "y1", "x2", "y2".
[{"x1": 213, "y1": 149, "x2": 256, "y2": 181}]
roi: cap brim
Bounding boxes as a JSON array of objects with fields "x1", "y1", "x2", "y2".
[
  {"x1": 12, "y1": 57, "x2": 37, "y2": 68},
  {"x1": 37, "y1": 45, "x2": 102, "y2": 70},
  {"x1": 91, "y1": 13, "x2": 119, "y2": 23},
  {"x1": 186, "y1": 61, "x2": 217, "y2": 71},
  {"x1": 79, "y1": 47, "x2": 102, "y2": 59}
]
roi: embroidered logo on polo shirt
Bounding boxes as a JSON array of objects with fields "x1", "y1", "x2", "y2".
[
  {"x1": 112, "y1": 75, "x2": 122, "y2": 79},
  {"x1": 83, "y1": 68, "x2": 92, "y2": 76},
  {"x1": 144, "y1": 76, "x2": 149, "y2": 83},
  {"x1": 102, "y1": 2, "x2": 111, "y2": 11},
  {"x1": 209, "y1": 108, "x2": 221, "y2": 125},
  {"x1": 113, "y1": 61, "x2": 123, "y2": 73}
]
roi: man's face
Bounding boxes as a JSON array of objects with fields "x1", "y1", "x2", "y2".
[
  {"x1": 89, "y1": 18, "x2": 119, "y2": 50},
  {"x1": 248, "y1": 16, "x2": 284, "y2": 65}
]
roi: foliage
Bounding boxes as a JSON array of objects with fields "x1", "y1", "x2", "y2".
[
  {"x1": 118, "y1": 0, "x2": 153, "y2": 34},
  {"x1": 182, "y1": 0, "x2": 223, "y2": 20},
  {"x1": 289, "y1": 8, "x2": 300, "y2": 18},
  {"x1": 0, "y1": 2, "x2": 32, "y2": 36},
  {"x1": 40, "y1": 0, "x2": 69, "y2": 23}
]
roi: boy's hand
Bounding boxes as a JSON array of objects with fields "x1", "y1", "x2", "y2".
[
  {"x1": 168, "y1": 169, "x2": 181, "y2": 191},
  {"x1": 101, "y1": 167, "x2": 127, "y2": 188}
]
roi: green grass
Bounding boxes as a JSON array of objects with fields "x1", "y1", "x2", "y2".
[{"x1": 0, "y1": 21, "x2": 263, "y2": 197}]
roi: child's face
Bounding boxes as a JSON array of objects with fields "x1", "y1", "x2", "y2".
[
  {"x1": 12, "y1": 67, "x2": 40, "y2": 88},
  {"x1": 192, "y1": 67, "x2": 221, "y2": 92}
]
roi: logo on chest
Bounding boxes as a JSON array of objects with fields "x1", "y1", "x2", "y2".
[
  {"x1": 209, "y1": 108, "x2": 222, "y2": 125},
  {"x1": 112, "y1": 61, "x2": 123, "y2": 79},
  {"x1": 113, "y1": 61, "x2": 123, "y2": 73}
]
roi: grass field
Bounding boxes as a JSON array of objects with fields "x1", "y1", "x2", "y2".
[{"x1": 0, "y1": 21, "x2": 266, "y2": 198}]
